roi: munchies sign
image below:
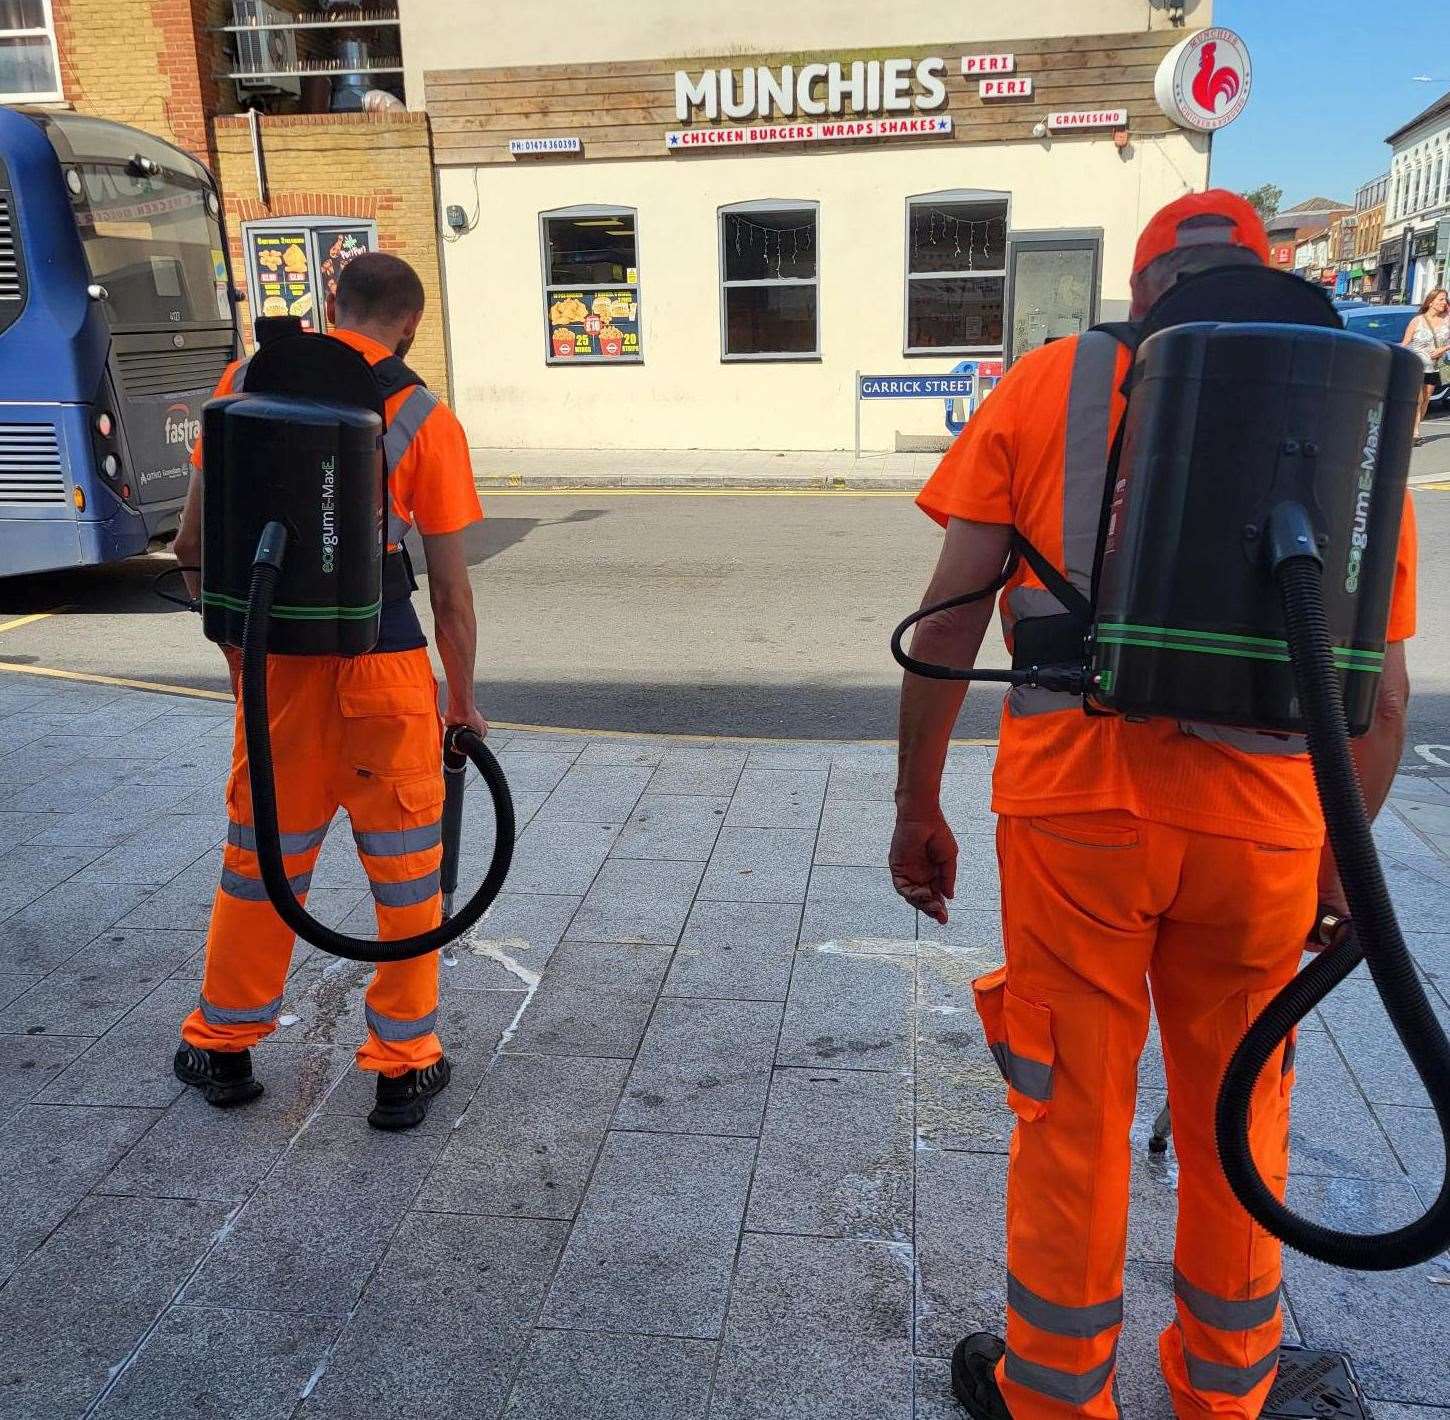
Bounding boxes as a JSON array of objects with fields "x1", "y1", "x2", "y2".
[{"x1": 674, "y1": 58, "x2": 950, "y2": 121}]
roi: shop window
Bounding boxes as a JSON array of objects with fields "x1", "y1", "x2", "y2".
[
  {"x1": 1005, "y1": 229, "x2": 1102, "y2": 363},
  {"x1": 0, "y1": 0, "x2": 60, "y2": 102},
  {"x1": 540, "y1": 205, "x2": 641, "y2": 364},
  {"x1": 904, "y1": 191, "x2": 1009, "y2": 354},
  {"x1": 240, "y1": 217, "x2": 377, "y2": 339},
  {"x1": 719, "y1": 201, "x2": 818, "y2": 360}
]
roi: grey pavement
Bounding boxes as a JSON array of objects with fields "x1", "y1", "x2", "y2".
[{"x1": 0, "y1": 673, "x2": 1448, "y2": 1417}]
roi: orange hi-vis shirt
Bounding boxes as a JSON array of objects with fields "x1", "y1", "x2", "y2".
[
  {"x1": 918, "y1": 334, "x2": 1419, "y2": 850},
  {"x1": 191, "y1": 328, "x2": 483, "y2": 543}
]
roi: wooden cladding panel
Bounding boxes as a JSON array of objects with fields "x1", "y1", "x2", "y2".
[{"x1": 424, "y1": 29, "x2": 1180, "y2": 167}]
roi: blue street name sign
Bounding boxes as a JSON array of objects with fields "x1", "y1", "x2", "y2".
[{"x1": 858, "y1": 373, "x2": 974, "y2": 399}]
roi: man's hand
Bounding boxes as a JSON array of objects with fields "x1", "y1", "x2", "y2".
[
  {"x1": 890, "y1": 808, "x2": 958, "y2": 925},
  {"x1": 444, "y1": 700, "x2": 489, "y2": 739}
]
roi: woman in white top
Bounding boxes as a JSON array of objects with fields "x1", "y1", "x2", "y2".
[{"x1": 1402, "y1": 285, "x2": 1450, "y2": 444}]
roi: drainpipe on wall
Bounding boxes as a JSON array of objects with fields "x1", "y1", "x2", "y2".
[{"x1": 248, "y1": 107, "x2": 268, "y2": 206}]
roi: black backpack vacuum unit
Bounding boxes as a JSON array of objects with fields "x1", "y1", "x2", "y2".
[
  {"x1": 892, "y1": 267, "x2": 1450, "y2": 1271},
  {"x1": 200, "y1": 333, "x2": 513, "y2": 964}
]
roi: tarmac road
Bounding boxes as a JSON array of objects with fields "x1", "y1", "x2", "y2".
[{"x1": 2, "y1": 481, "x2": 1448, "y2": 764}]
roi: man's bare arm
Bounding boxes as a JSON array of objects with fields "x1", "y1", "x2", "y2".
[
  {"x1": 1318, "y1": 639, "x2": 1410, "y2": 914},
  {"x1": 421, "y1": 529, "x2": 487, "y2": 738},
  {"x1": 892, "y1": 518, "x2": 1014, "y2": 923},
  {"x1": 173, "y1": 470, "x2": 203, "y2": 600}
]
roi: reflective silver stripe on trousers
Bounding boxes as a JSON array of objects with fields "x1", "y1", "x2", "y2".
[
  {"x1": 1183, "y1": 1342, "x2": 1279, "y2": 1397},
  {"x1": 354, "y1": 818, "x2": 443, "y2": 858},
  {"x1": 1006, "y1": 330, "x2": 1123, "y2": 720},
  {"x1": 220, "y1": 867, "x2": 313, "y2": 901},
  {"x1": 1282, "y1": 1035, "x2": 1296, "y2": 1077},
  {"x1": 198, "y1": 990, "x2": 283, "y2": 1026},
  {"x1": 368, "y1": 870, "x2": 440, "y2": 908},
  {"x1": 365, "y1": 1002, "x2": 438, "y2": 1042},
  {"x1": 1004, "y1": 1345, "x2": 1116, "y2": 1405},
  {"x1": 227, "y1": 820, "x2": 330, "y2": 855},
  {"x1": 989, "y1": 1042, "x2": 1054, "y2": 1102},
  {"x1": 1174, "y1": 1270, "x2": 1281, "y2": 1332},
  {"x1": 1009, "y1": 1274, "x2": 1123, "y2": 1338},
  {"x1": 383, "y1": 386, "x2": 438, "y2": 544}
]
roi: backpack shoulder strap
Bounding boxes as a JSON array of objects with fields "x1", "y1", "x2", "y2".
[{"x1": 371, "y1": 355, "x2": 427, "y2": 401}]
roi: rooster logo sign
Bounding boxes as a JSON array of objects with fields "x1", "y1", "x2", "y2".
[{"x1": 1156, "y1": 27, "x2": 1252, "y2": 132}]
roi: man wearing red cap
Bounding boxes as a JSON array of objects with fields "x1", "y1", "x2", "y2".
[{"x1": 892, "y1": 191, "x2": 1416, "y2": 1419}]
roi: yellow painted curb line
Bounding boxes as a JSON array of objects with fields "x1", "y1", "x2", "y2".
[
  {"x1": 0, "y1": 659, "x2": 998, "y2": 747},
  {"x1": 0, "y1": 609, "x2": 63, "y2": 635},
  {"x1": 476, "y1": 485, "x2": 918, "y2": 499}
]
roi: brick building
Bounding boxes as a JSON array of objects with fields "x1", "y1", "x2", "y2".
[{"x1": 7, "y1": 0, "x2": 450, "y2": 394}]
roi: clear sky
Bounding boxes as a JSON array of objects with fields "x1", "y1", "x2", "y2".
[{"x1": 1211, "y1": 0, "x2": 1438, "y2": 206}]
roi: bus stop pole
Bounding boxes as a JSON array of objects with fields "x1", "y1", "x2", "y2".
[{"x1": 853, "y1": 370, "x2": 861, "y2": 462}]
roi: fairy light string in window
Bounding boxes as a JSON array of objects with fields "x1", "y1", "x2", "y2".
[
  {"x1": 911, "y1": 210, "x2": 1007, "y2": 271},
  {"x1": 727, "y1": 213, "x2": 816, "y2": 277}
]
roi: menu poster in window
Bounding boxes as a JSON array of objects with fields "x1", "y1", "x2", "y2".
[
  {"x1": 547, "y1": 289, "x2": 640, "y2": 358},
  {"x1": 248, "y1": 230, "x2": 316, "y2": 330},
  {"x1": 314, "y1": 226, "x2": 373, "y2": 308}
]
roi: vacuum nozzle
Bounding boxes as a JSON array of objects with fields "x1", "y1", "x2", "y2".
[{"x1": 252, "y1": 520, "x2": 290, "y2": 572}]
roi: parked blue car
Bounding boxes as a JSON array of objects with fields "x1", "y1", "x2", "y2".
[{"x1": 1341, "y1": 304, "x2": 1447, "y2": 407}]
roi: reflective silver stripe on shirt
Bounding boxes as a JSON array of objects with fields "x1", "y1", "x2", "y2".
[
  {"x1": 1178, "y1": 721, "x2": 1309, "y2": 757},
  {"x1": 1005, "y1": 331, "x2": 1122, "y2": 720},
  {"x1": 1009, "y1": 1274, "x2": 1122, "y2": 1339},
  {"x1": 353, "y1": 818, "x2": 443, "y2": 858},
  {"x1": 1174, "y1": 1271, "x2": 1281, "y2": 1333},
  {"x1": 220, "y1": 867, "x2": 313, "y2": 901},
  {"x1": 988, "y1": 1042, "x2": 1054, "y2": 1103},
  {"x1": 233, "y1": 356, "x2": 252, "y2": 389},
  {"x1": 227, "y1": 820, "x2": 330, "y2": 856},
  {"x1": 368, "y1": 870, "x2": 440, "y2": 908},
  {"x1": 1004, "y1": 1345, "x2": 1116, "y2": 1405},
  {"x1": 364, "y1": 1002, "x2": 438, "y2": 1042},
  {"x1": 1183, "y1": 1342, "x2": 1279, "y2": 1397},
  {"x1": 383, "y1": 386, "x2": 438, "y2": 545},
  {"x1": 198, "y1": 990, "x2": 283, "y2": 1026}
]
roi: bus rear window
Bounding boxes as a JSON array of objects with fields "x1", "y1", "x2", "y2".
[{"x1": 72, "y1": 165, "x2": 227, "y2": 328}]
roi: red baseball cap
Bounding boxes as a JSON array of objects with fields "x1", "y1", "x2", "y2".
[{"x1": 1132, "y1": 189, "x2": 1271, "y2": 277}]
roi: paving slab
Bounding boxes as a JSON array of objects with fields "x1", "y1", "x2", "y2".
[
  {"x1": 509, "y1": 941, "x2": 673, "y2": 1058},
  {"x1": 181, "y1": 1114, "x2": 445, "y2": 1316},
  {"x1": 697, "y1": 826, "x2": 817, "y2": 904},
  {"x1": 663, "y1": 898, "x2": 802, "y2": 1001},
  {"x1": 801, "y1": 863, "x2": 918, "y2": 942},
  {"x1": 441, "y1": 892, "x2": 581, "y2": 988},
  {"x1": 648, "y1": 747, "x2": 748, "y2": 796},
  {"x1": 501, "y1": 1330, "x2": 714, "y2": 1420},
  {"x1": 815, "y1": 798, "x2": 897, "y2": 867},
  {"x1": 1317, "y1": 978, "x2": 1450, "y2": 1109},
  {"x1": 724, "y1": 767, "x2": 827, "y2": 830},
  {"x1": 0, "y1": 1193, "x2": 231, "y2": 1420},
  {"x1": 1289, "y1": 1029, "x2": 1406, "y2": 1179},
  {"x1": 748, "y1": 1066, "x2": 914, "y2": 1240},
  {"x1": 615, "y1": 996, "x2": 782, "y2": 1136},
  {"x1": 0, "y1": 1102, "x2": 161, "y2": 1282},
  {"x1": 567, "y1": 856, "x2": 705, "y2": 944},
  {"x1": 297, "y1": 1213, "x2": 568, "y2": 1420},
  {"x1": 91, "y1": 1306, "x2": 340, "y2": 1420},
  {"x1": 610, "y1": 791, "x2": 729, "y2": 861},
  {"x1": 417, "y1": 1051, "x2": 629, "y2": 1218},
  {"x1": 0, "y1": 842, "x2": 111, "y2": 920},
  {"x1": 104, "y1": 1044, "x2": 354, "y2": 1202},
  {"x1": 710, "y1": 1337, "x2": 914, "y2": 1420},
  {"x1": 541, "y1": 1130, "x2": 755, "y2": 1337},
  {"x1": 504, "y1": 817, "x2": 621, "y2": 895},
  {"x1": 777, "y1": 942, "x2": 915, "y2": 1071}
]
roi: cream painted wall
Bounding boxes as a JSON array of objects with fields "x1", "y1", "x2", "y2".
[
  {"x1": 403, "y1": 0, "x2": 1212, "y2": 111},
  {"x1": 439, "y1": 132, "x2": 1209, "y2": 452}
]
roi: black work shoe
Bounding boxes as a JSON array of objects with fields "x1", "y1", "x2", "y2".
[
  {"x1": 951, "y1": 1333, "x2": 1011, "y2": 1419},
  {"x1": 173, "y1": 1044, "x2": 264, "y2": 1107},
  {"x1": 368, "y1": 1055, "x2": 452, "y2": 1132}
]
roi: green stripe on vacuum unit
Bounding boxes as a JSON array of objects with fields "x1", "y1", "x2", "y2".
[
  {"x1": 201, "y1": 592, "x2": 382, "y2": 621},
  {"x1": 1096, "y1": 624, "x2": 1383, "y2": 670}
]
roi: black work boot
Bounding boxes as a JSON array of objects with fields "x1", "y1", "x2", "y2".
[
  {"x1": 173, "y1": 1044, "x2": 264, "y2": 1107},
  {"x1": 368, "y1": 1055, "x2": 451, "y2": 1131},
  {"x1": 951, "y1": 1333, "x2": 1011, "y2": 1419}
]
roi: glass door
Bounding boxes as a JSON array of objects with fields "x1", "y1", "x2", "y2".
[{"x1": 1005, "y1": 230, "x2": 1103, "y2": 364}]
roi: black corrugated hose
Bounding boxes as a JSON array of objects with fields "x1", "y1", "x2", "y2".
[
  {"x1": 240, "y1": 522, "x2": 515, "y2": 964},
  {"x1": 1214, "y1": 539, "x2": 1450, "y2": 1269}
]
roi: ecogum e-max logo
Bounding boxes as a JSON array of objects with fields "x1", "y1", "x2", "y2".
[
  {"x1": 1344, "y1": 405, "x2": 1381, "y2": 594},
  {"x1": 320, "y1": 456, "x2": 338, "y2": 574}
]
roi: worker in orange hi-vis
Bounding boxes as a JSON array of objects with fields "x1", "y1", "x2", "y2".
[
  {"x1": 169, "y1": 252, "x2": 487, "y2": 1131},
  {"x1": 891, "y1": 192, "x2": 1417, "y2": 1420}
]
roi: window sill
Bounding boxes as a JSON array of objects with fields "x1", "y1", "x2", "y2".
[
  {"x1": 545, "y1": 357, "x2": 644, "y2": 366},
  {"x1": 721, "y1": 353, "x2": 822, "y2": 363},
  {"x1": 903, "y1": 347, "x2": 1005, "y2": 358}
]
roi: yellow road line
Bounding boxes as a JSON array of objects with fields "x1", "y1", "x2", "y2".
[
  {"x1": 0, "y1": 609, "x2": 62, "y2": 635},
  {"x1": 476, "y1": 485, "x2": 918, "y2": 499},
  {"x1": 1419, "y1": 479, "x2": 1450, "y2": 491},
  {"x1": 0, "y1": 659, "x2": 998, "y2": 746}
]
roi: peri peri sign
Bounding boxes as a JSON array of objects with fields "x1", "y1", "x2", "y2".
[{"x1": 1155, "y1": 27, "x2": 1252, "y2": 132}]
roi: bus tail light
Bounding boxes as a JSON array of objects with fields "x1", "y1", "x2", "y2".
[
  {"x1": 95, "y1": 411, "x2": 114, "y2": 438},
  {"x1": 101, "y1": 453, "x2": 119, "y2": 477}
]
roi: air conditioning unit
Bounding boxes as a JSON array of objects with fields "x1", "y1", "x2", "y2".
[{"x1": 233, "y1": 0, "x2": 302, "y2": 101}]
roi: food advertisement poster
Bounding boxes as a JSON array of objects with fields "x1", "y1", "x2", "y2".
[
  {"x1": 547, "y1": 289, "x2": 641, "y2": 359},
  {"x1": 248, "y1": 229, "x2": 316, "y2": 330},
  {"x1": 314, "y1": 226, "x2": 373, "y2": 306}
]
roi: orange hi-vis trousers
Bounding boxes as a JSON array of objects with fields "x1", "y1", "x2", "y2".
[
  {"x1": 973, "y1": 810, "x2": 1318, "y2": 1420},
  {"x1": 182, "y1": 648, "x2": 446, "y2": 1078}
]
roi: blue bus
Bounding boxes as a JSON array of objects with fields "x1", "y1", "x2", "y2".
[{"x1": 0, "y1": 108, "x2": 240, "y2": 577}]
